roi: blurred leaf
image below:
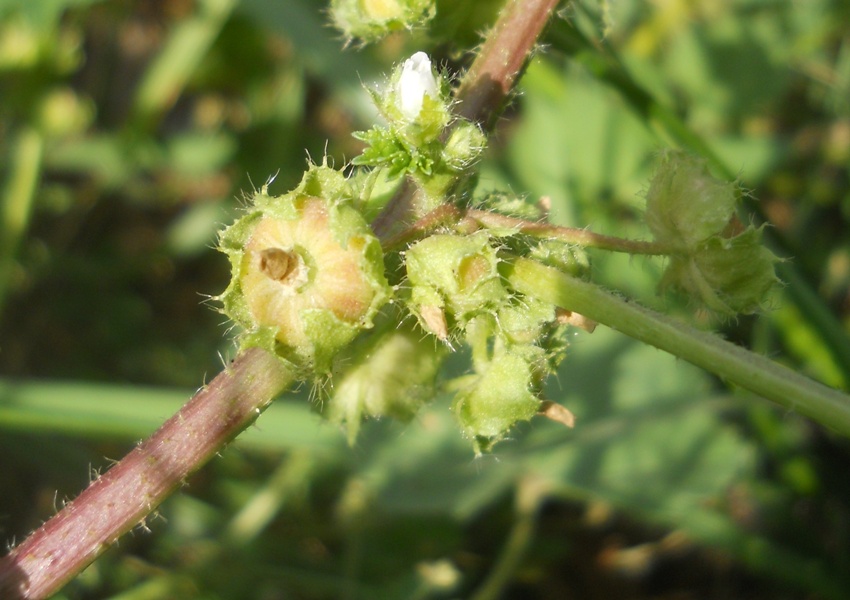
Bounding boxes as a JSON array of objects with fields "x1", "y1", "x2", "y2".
[
  {"x1": 167, "y1": 132, "x2": 236, "y2": 175},
  {"x1": 0, "y1": 378, "x2": 341, "y2": 453},
  {"x1": 165, "y1": 200, "x2": 231, "y2": 257},
  {"x1": 0, "y1": 0, "x2": 104, "y2": 28}
]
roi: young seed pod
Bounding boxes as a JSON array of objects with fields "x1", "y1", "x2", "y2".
[
  {"x1": 218, "y1": 164, "x2": 391, "y2": 374},
  {"x1": 660, "y1": 227, "x2": 779, "y2": 315},
  {"x1": 323, "y1": 319, "x2": 447, "y2": 444},
  {"x1": 405, "y1": 231, "x2": 508, "y2": 338},
  {"x1": 645, "y1": 150, "x2": 739, "y2": 250},
  {"x1": 452, "y1": 344, "x2": 545, "y2": 455},
  {"x1": 645, "y1": 150, "x2": 779, "y2": 315}
]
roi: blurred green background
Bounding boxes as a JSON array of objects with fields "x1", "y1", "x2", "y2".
[{"x1": 2, "y1": 0, "x2": 850, "y2": 598}]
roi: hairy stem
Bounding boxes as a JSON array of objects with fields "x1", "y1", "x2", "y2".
[
  {"x1": 455, "y1": 0, "x2": 562, "y2": 127},
  {"x1": 381, "y1": 204, "x2": 674, "y2": 256},
  {"x1": 505, "y1": 258, "x2": 850, "y2": 437},
  {"x1": 0, "y1": 348, "x2": 294, "y2": 600},
  {"x1": 468, "y1": 209, "x2": 673, "y2": 255}
]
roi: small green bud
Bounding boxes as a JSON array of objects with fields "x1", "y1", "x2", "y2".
[
  {"x1": 645, "y1": 150, "x2": 738, "y2": 250},
  {"x1": 405, "y1": 232, "x2": 507, "y2": 338},
  {"x1": 661, "y1": 227, "x2": 780, "y2": 315},
  {"x1": 330, "y1": 0, "x2": 436, "y2": 44},
  {"x1": 442, "y1": 120, "x2": 486, "y2": 171},
  {"x1": 323, "y1": 321, "x2": 447, "y2": 444},
  {"x1": 496, "y1": 296, "x2": 557, "y2": 346},
  {"x1": 476, "y1": 192, "x2": 545, "y2": 222},
  {"x1": 645, "y1": 150, "x2": 779, "y2": 315},
  {"x1": 217, "y1": 164, "x2": 391, "y2": 373}
]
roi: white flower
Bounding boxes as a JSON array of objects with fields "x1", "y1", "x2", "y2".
[{"x1": 397, "y1": 51, "x2": 438, "y2": 120}]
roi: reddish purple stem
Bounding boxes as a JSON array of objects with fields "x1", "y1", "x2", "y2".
[
  {"x1": 455, "y1": 0, "x2": 562, "y2": 127},
  {"x1": 0, "y1": 349, "x2": 293, "y2": 599}
]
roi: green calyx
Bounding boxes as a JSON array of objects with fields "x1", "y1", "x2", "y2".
[
  {"x1": 330, "y1": 0, "x2": 436, "y2": 44},
  {"x1": 217, "y1": 163, "x2": 391, "y2": 374},
  {"x1": 660, "y1": 227, "x2": 780, "y2": 315},
  {"x1": 646, "y1": 149, "x2": 739, "y2": 250},
  {"x1": 402, "y1": 228, "x2": 574, "y2": 453},
  {"x1": 451, "y1": 342, "x2": 546, "y2": 455},
  {"x1": 405, "y1": 231, "x2": 507, "y2": 339},
  {"x1": 645, "y1": 150, "x2": 779, "y2": 315},
  {"x1": 323, "y1": 317, "x2": 447, "y2": 445}
]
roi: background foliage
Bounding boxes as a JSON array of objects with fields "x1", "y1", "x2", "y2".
[{"x1": 1, "y1": 0, "x2": 849, "y2": 598}]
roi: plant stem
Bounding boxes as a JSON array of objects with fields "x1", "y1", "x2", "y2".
[
  {"x1": 454, "y1": 0, "x2": 562, "y2": 127},
  {"x1": 0, "y1": 348, "x2": 295, "y2": 600},
  {"x1": 380, "y1": 203, "x2": 465, "y2": 250},
  {"x1": 467, "y1": 209, "x2": 673, "y2": 255},
  {"x1": 381, "y1": 204, "x2": 673, "y2": 256},
  {"x1": 505, "y1": 258, "x2": 850, "y2": 437},
  {"x1": 0, "y1": 3, "x2": 568, "y2": 596}
]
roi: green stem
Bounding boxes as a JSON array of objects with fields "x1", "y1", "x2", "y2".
[
  {"x1": 0, "y1": 126, "x2": 44, "y2": 317},
  {"x1": 504, "y1": 258, "x2": 850, "y2": 438}
]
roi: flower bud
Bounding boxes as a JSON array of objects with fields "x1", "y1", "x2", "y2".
[
  {"x1": 476, "y1": 192, "x2": 545, "y2": 222},
  {"x1": 645, "y1": 150, "x2": 779, "y2": 315},
  {"x1": 217, "y1": 164, "x2": 391, "y2": 373},
  {"x1": 529, "y1": 239, "x2": 590, "y2": 279},
  {"x1": 496, "y1": 297, "x2": 557, "y2": 346},
  {"x1": 645, "y1": 150, "x2": 738, "y2": 250},
  {"x1": 383, "y1": 51, "x2": 451, "y2": 139},
  {"x1": 398, "y1": 51, "x2": 439, "y2": 121},
  {"x1": 352, "y1": 51, "x2": 484, "y2": 213},
  {"x1": 442, "y1": 120, "x2": 486, "y2": 171}
]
